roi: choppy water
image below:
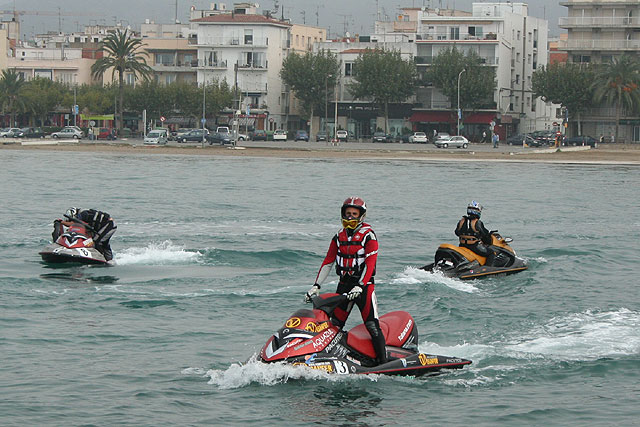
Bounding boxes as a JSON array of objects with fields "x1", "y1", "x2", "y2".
[{"x1": 1, "y1": 150, "x2": 639, "y2": 426}]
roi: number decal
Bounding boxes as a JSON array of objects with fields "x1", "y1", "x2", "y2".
[
  {"x1": 77, "y1": 248, "x2": 90, "y2": 257},
  {"x1": 334, "y1": 360, "x2": 349, "y2": 375}
]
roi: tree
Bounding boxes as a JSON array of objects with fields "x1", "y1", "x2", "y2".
[
  {"x1": 280, "y1": 50, "x2": 339, "y2": 140},
  {"x1": 21, "y1": 77, "x2": 64, "y2": 127},
  {"x1": 350, "y1": 48, "x2": 417, "y2": 133},
  {"x1": 91, "y1": 29, "x2": 153, "y2": 134},
  {"x1": 591, "y1": 55, "x2": 640, "y2": 143},
  {"x1": 426, "y1": 46, "x2": 496, "y2": 115},
  {"x1": 532, "y1": 62, "x2": 595, "y2": 135},
  {"x1": 0, "y1": 69, "x2": 26, "y2": 127}
]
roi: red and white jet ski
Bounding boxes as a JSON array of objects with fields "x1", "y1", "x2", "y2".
[
  {"x1": 39, "y1": 219, "x2": 108, "y2": 265},
  {"x1": 259, "y1": 293, "x2": 471, "y2": 376}
]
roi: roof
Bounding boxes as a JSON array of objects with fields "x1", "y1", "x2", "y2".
[{"x1": 191, "y1": 14, "x2": 291, "y2": 27}]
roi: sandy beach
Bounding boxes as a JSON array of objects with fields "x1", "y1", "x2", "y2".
[{"x1": 3, "y1": 140, "x2": 640, "y2": 164}]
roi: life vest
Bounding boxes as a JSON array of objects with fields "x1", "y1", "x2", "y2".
[
  {"x1": 457, "y1": 216, "x2": 480, "y2": 245},
  {"x1": 335, "y1": 224, "x2": 375, "y2": 279}
]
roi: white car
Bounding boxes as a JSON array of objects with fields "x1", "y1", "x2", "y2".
[
  {"x1": 51, "y1": 127, "x2": 83, "y2": 139},
  {"x1": 144, "y1": 129, "x2": 168, "y2": 145},
  {"x1": 0, "y1": 127, "x2": 21, "y2": 137},
  {"x1": 408, "y1": 132, "x2": 428, "y2": 143},
  {"x1": 434, "y1": 135, "x2": 469, "y2": 149},
  {"x1": 273, "y1": 129, "x2": 287, "y2": 141},
  {"x1": 336, "y1": 130, "x2": 348, "y2": 142}
]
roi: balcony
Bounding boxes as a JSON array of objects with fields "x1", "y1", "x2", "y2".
[
  {"x1": 237, "y1": 61, "x2": 267, "y2": 71},
  {"x1": 559, "y1": 16, "x2": 640, "y2": 28},
  {"x1": 189, "y1": 36, "x2": 269, "y2": 47},
  {"x1": 414, "y1": 56, "x2": 497, "y2": 65},
  {"x1": 239, "y1": 83, "x2": 267, "y2": 93},
  {"x1": 564, "y1": 39, "x2": 640, "y2": 51},
  {"x1": 152, "y1": 61, "x2": 199, "y2": 72},
  {"x1": 197, "y1": 59, "x2": 227, "y2": 69},
  {"x1": 416, "y1": 32, "x2": 498, "y2": 42}
]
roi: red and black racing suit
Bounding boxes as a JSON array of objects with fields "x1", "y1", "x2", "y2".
[
  {"x1": 314, "y1": 222, "x2": 387, "y2": 364},
  {"x1": 455, "y1": 215, "x2": 494, "y2": 265}
]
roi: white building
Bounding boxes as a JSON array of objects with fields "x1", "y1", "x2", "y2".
[
  {"x1": 191, "y1": 9, "x2": 291, "y2": 130},
  {"x1": 414, "y1": 2, "x2": 554, "y2": 137}
]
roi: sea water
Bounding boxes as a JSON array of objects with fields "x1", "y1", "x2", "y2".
[{"x1": 1, "y1": 150, "x2": 638, "y2": 425}]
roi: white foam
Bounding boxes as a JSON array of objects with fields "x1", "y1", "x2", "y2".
[
  {"x1": 505, "y1": 308, "x2": 640, "y2": 360},
  {"x1": 114, "y1": 241, "x2": 202, "y2": 265},
  {"x1": 202, "y1": 354, "x2": 376, "y2": 389},
  {"x1": 392, "y1": 266, "x2": 478, "y2": 293}
]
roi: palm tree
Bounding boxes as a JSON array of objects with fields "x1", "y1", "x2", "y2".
[
  {"x1": 0, "y1": 69, "x2": 26, "y2": 127},
  {"x1": 592, "y1": 55, "x2": 640, "y2": 143},
  {"x1": 91, "y1": 29, "x2": 153, "y2": 133}
]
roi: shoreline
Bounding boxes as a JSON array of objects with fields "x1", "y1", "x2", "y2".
[{"x1": 3, "y1": 140, "x2": 640, "y2": 165}]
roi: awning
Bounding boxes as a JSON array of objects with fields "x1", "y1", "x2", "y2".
[
  {"x1": 409, "y1": 111, "x2": 454, "y2": 123},
  {"x1": 463, "y1": 112, "x2": 497, "y2": 124}
]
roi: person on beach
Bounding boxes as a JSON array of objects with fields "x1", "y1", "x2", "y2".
[
  {"x1": 305, "y1": 197, "x2": 387, "y2": 365},
  {"x1": 455, "y1": 200, "x2": 494, "y2": 266},
  {"x1": 52, "y1": 208, "x2": 117, "y2": 261},
  {"x1": 492, "y1": 133, "x2": 499, "y2": 148}
]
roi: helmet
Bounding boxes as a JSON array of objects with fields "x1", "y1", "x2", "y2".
[
  {"x1": 467, "y1": 200, "x2": 483, "y2": 218},
  {"x1": 65, "y1": 207, "x2": 79, "y2": 219},
  {"x1": 341, "y1": 197, "x2": 367, "y2": 229}
]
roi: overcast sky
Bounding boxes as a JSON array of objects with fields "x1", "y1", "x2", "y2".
[{"x1": 3, "y1": 0, "x2": 566, "y2": 40}]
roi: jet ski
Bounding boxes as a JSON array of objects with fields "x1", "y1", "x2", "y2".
[
  {"x1": 259, "y1": 293, "x2": 472, "y2": 376},
  {"x1": 39, "y1": 218, "x2": 108, "y2": 265},
  {"x1": 421, "y1": 232, "x2": 527, "y2": 280}
]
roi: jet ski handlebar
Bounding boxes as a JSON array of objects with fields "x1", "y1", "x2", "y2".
[{"x1": 63, "y1": 214, "x2": 96, "y2": 233}]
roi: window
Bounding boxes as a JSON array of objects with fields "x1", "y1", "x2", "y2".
[
  {"x1": 156, "y1": 53, "x2": 174, "y2": 66},
  {"x1": 515, "y1": 74, "x2": 520, "y2": 84},
  {"x1": 450, "y1": 26, "x2": 460, "y2": 40},
  {"x1": 244, "y1": 29, "x2": 253, "y2": 45},
  {"x1": 344, "y1": 62, "x2": 353, "y2": 76},
  {"x1": 165, "y1": 74, "x2": 176, "y2": 85},
  {"x1": 517, "y1": 30, "x2": 520, "y2": 40},
  {"x1": 531, "y1": 98, "x2": 536, "y2": 112},
  {"x1": 205, "y1": 51, "x2": 220, "y2": 66},
  {"x1": 528, "y1": 54, "x2": 531, "y2": 64},
  {"x1": 516, "y1": 52, "x2": 520, "y2": 62},
  {"x1": 468, "y1": 26, "x2": 483, "y2": 38},
  {"x1": 126, "y1": 73, "x2": 135, "y2": 85}
]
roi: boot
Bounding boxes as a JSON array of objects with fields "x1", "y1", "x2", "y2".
[{"x1": 366, "y1": 320, "x2": 387, "y2": 365}]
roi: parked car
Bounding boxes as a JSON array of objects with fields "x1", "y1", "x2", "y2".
[
  {"x1": 177, "y1": 129, "x2": 208, "y2": 143},
  {"x1": 171, "y1": 128, "x2": 196, "y2": 141},
  {"x1": 273, "y1": 129, "x2": 287, "y2": 141},
  {"x1": 434, "y1": 135, "x2": 469, "y2": 148},
  {"x1": 232, "y1": 131, "x2": 249, "y2": 141},
  {"x1": 507, "y1": 134, "x2": 537, "y2": 146},
  {"x1": 294, "y1": 130, "x2": 309, "y2": 141},
  {"x1": 530, "y1": 130, "x2": 555, "y2": 146},
  {"x1": 251, "y1": 129, "x2": 267, "y2": 141},
  {"x1": 144, "y1": 129, "x2": 168, "y2": 145},
  {"x1": 207, "y1": 131, "x2": 233, "y2": 145},
  {"x1": 16, "y1": 127, "x2": 45, "y2": 138},
  {"x1": 51, "y1": 127, "x2": 83, "y2": 139},
  {"x1": 408, "y1": 132, "x2": 428, "y2": 143},
  {"x1": 565, "y1": 135, "x2": 598, "y2": 147},
  {"x1": 372, "y1": 131, "x2": 391, "y2": 143},
  {"x1": 97, "y1": 127, "x2": 117, "y2": 140},
  {"x1": 315, "y1": 131, "x2": 328, "y2": 142},
  {"x1": 0, "y1": 127, "x2": 22, "y2": 137},
  {"x1": 336, "y1": 130, "x2": 348, "y2": 142},
  {"x1": 216, "y1": 126, "x2": 230, "y2": 134}
]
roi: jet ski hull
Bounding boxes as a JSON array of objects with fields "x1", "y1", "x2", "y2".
[
  {"x1": 422, "y1": 258, "x2": 527, "y2": 280},
  {"x1": 39, "y1": 243, "x2": 108, "y2": 265}
]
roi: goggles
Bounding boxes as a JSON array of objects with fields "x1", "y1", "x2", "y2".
[{"x1": 342, "y1": 218, "x2": 360, "y2": 229}]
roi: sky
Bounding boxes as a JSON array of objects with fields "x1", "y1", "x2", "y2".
[{"x1": 3, "y1": 0, "x2": 566, "y2": 40}]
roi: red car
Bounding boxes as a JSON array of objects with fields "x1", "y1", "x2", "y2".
[{"x1": 96, "y1": 128, "x2": 116, "y2": 140}]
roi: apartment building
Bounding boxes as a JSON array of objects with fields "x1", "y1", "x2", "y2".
[
  {"x1": 190, "y1": 4, "x2": 291, "y2": 130},
  {"x1": 140, "y1": 21, "x2": 197, "y2": 86},
  {"x1": 414, "y1": 2, "x2": 553, "y2": 138},
  {"x1": 559, "y1": 0, "x2": 640, "y2": 141}
]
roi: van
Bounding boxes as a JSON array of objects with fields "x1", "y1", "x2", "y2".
[{"x1": 144, "y1": 129, "x2": 168, "y2": 145}]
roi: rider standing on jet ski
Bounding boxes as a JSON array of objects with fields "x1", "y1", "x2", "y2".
[
  {"x1": 455, "y1": 201, "x2": 495, "y2": 266},
  {"x1": 305, "y1": 197, "x2": 387, "y2": 365},
  {"x1": 52, "y1": 208, "x2": 117, "y2": 261}
]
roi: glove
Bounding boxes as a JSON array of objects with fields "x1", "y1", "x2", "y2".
[
  {"x1": 305, "y1": 284, "x2": 321, "y2": 303},
  {"x1": 346, "y1": 286, "x2": 363, "y2": 301}
]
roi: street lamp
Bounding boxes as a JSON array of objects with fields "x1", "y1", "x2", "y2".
[{"x1": 457, "y1": 68, "x2": 466, "y2": 136}]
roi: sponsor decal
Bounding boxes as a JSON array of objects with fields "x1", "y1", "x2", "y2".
[
  {"x1": 304, "y1": 353, "x2": 317, "y2": 364},
  {"x1": 345, "y1": 355, "x2": 361, "y2": 366},
  {"x1": 286, "y1": 338, "x2": 302, "y2": 348},
  {"x1": 398, "y1": 319, "x2": 413, "y2": 341},
  {"x1": 418, "y1": 354, "x2": 439, "y2": 366},
  {"x1": 304, "y1": 322, "x2": 317, "y2": 332},
  {"x1": 400, "y1": 358, "x2": 407, "y2": 368},
  {"x1": 285, "y1": 317, "x2": 301, "y2": 328},
  {"x1": 324, "y1": 331, "x2": 343, "y2": 352},
  {"x1": 293, "y1": 361, "x2": 334, "y2": 373},
  {"x1": 293, "y1": 340, "x2": 313, "y2": 351},
  {"x1": 312, "y1": 329, "x2": 337, "y2": 350},
  {"x1": 445, "y1": 358, "x2": 463, "y2": 364},
  {"x1": 315, "y1": 322, "x2": 330, "y2": 332}
]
